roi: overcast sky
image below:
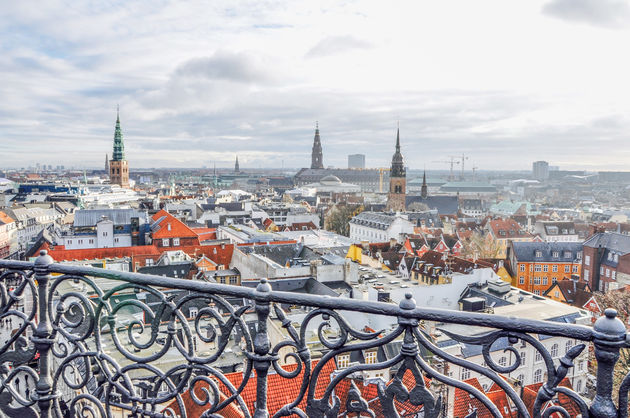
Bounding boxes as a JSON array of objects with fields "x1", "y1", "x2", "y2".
[{"x1": 2, "y1": 0, "x2": 630, "y2": 171}]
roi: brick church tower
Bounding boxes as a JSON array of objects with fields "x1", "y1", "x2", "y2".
[
  {"x1": 386, "y1": 128, "x2": 406, "y2": 212},
  {"x1": 109, "y1": 107, "x2": 130, "y2": 188}
]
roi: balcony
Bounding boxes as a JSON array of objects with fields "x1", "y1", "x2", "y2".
[{"x1": 1, "y1": 250, "x2": 629, "y2": 417}]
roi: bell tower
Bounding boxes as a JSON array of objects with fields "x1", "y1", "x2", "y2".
[
  {"x1": 109, "y1": 107, "x2": 130, "y2": 188},
  {"x1": 386, "y1": 127, "x2": 406, "y2": 211}
]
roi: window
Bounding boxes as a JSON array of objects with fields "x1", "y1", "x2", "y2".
[
  {"x1": 535, "y1": 351, "x2": 543, "y2": 362},
  {"x1": 520, "y1": 351, "x2": 526, "y2": 365},
  {"x1": 552, "y1": 251, "x2": 559, "y2": 258},
  {"x1": 114, "y1": 238, "x2": 119, "y2": 243},
  {"x1": 565, "y1": 265, "x2": 571, "y2": 273},
  {"x1": 461, "y1": 368, "x2": 471, "y2": 380},
  {"x1": 229, "y1": 276, "x2": 238, "y2": 285},
  {"x1": 584, "y1": 269, "x2": 590, "y2": 281},
  {"x1": 573, "y1": 265, "x2": 579, "y2": 273},
  {"x1": 612, "y1": 271, "x2": 616, "y2": 281},
  {"x1": 533, "y1": 369, "x2": 543, "y2": 383},
  {"x1": 551, "y1": 343, "x2": 559, "y2": 358},
  {"x1": 585, "y1": 255, "x2": 591, "y2": 265},
  {"x1": 519, "y1": 276, "x2": 525, "y2": 285},
  {"x1": 516, "y1": 374, "x2": 525, "y2": 384},
  {"x1": 614, "y1": 254, "x2": 619, "y2": 262},
  {"x1": 520, "y1": 265, "x2": 526, "y2": 272},
  {"x1": 577, "y1": 251, "x2": 582, "y2": 259},
  {"x1": 173, "y1": 238, "x2": 180, "y2": 246},
  {"x1": 564, "y1": 251, "x2": 572, "y2": 258},
  {"x1": 365, "y1": 351, "x2": 377, "y2": 364},
  {"x1": 566, "y1": 340, "x2": 573, "y2": 353},
  {"x1": 577, "y1": 379, "x2": 583, "y2": 393},
  {"x1": 162, "y1": 239, "x2": 170, "y2": 247},
  {"x1": 600, "y1": 266, "x2": 604, "y2": 275},
  {"x1": 543, "y1": 265, "x2": 548, "y2": 272},
  {"x1": 606, "y1": 269, "x2": 610, "y2": 278},
  {"x1": 542, "y1": 277, "x2": 548, "y2": 286},
  {"x1": 578, "y1": 361, "x2": 585, "y2": 372},
  {"x1": 608, "y1": 252, "x2": 613, "y2": 261},
  {"x1": 555, "y1": 291, "x2": 560, "y2": 298},
  {"x1": 535, "y1": 251, "x2": 542, "y2": 258},
  {"x1": 552, "y1": 265, "x2": 558, "y2": 272},
  {"x1": 534, "y1": 265, "x2": 542, "y2": 272},
  {"x1": 337, "y1": 354, "x2": 350, "y2": 369},
  {"x1": 498, "y1": 356, "x2": 507, "y2": 367},
  {"x1": 534, "y1": 290, "x2": 540, "y2": 295},
  {"x1": 189, "y1": 307, "x2": 198, "y2": 318},
  {"x1": 534, "y1": 277, "x2": 541, "y2": 285}
]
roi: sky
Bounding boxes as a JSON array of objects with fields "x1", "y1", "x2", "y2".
[{"x1": 2, "y1": 0, "x2": 630, "y2": 171}]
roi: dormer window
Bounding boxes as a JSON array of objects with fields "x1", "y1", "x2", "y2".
[
  {"x1": 552, "y1": 251, "x2": 559, "y2": 258},
  {"x1": 365, "y1": 351, "x2": 377, "y2": 364},
  {"x1": 535, "y1": 251, "x2": 542, "y2": 258},
  {"x1": 564, "y1": 251, "x2": 572, "y2": 258},
  {"x1": 337, "y1": 354, "x2": 350, "y2": 369}
]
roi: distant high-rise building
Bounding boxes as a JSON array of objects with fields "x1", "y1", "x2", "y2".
[
  {"x1": 532, "y1": 161, "x2": 549, "y2": 181},
  {"x1": 105, "y1": 154, "x2": 109, "y2": 173},
  {"x1": 386, "y1": 128, "x2": 406, "y2": 212},
  {"x1": 348, "y1": 154, "x2": 365, "y2": 169},
  {"x1": 235, "y1": 155, "x2": 240, "y2": 173},
  {"x1": 109, "y1": 108, "x2": 130, "y2": 188},
  {"x1": 311, "y1": 122, "x2": 323, "y2": 169}
]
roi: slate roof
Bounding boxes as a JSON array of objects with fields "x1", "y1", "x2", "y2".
[
  {"x1": 406, "y1": 195, "x2": 459, "y2": 216},
  {"x1": 349, "y1": 212, "x2": 397, "y2": 230},
  {"x1": 137, "y1": 263, "x2": 194, "y2": 279},
  {"x1": 583, "y1": 232, "x2": 630, "y2": 254},
  {"x1": 74, "y1": 209, "x2": 147, "y2": 227},
  {"x1": 510, "y1": 242, "x2": 583, "y2": 263}
]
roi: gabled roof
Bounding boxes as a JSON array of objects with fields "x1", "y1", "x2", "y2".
[
  {"x1": 151, "y1": 210, "x2": 200, "y2": 240},
  {"x1": 487, "y1": 218, "x2": 533, "y2": 239},
  {"x1": 544, "y1": 279, "x2": 592, "y2": 305},
  {"x1": 583, "y1": 232, "x2": 630, "y2": 254},
  {"x1": 406, "y1": 195, "x2": 459, "y2": 216}
]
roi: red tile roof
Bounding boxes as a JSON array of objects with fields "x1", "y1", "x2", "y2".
[
  {"x1": 0, "y1": 211, "x2": 15, "y2": 225},
  {"x1": 43, "y1": 245, "x2": 161, "y2": 262},
  {"x1": 166, "y1": 359, "x2": 335, "y2": 417},
  {"x1": 488, "y1": 219, "x2": 533, "y2": 239},
  {"x1": 151, "y1": 210, "x2": 200, "y2": 240}
]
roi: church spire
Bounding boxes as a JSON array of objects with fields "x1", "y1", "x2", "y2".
[
  {"x1": 390, "y1": 126, "x2": 405, "y2": 178},
  {"x1": 311, "y1": 121, "x2": 323, "y2": 169},
  {"x1": 421, "y1": 169, "x2": 428, "y2": 199},
  {"x1": 235, "y1": 155, "x2": 240, "y2": 173},
  {"x1": 112, "y1": 106, "x2": 125, "y2": 161}
]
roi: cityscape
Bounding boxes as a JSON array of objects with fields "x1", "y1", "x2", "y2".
[{"x1": 2, "y1": 1, "x2": 630, "y2": 418}]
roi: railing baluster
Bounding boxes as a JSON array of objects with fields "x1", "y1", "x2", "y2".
[
  {"x1": 590, "y1": 308, "x2": 627, "y2": 418},
  {"x1": 253, "y1": 278, "x2": 272, "y2": 418},
  {"x1": 32, "y1": 250, "x2": 55, "y2": 417}
]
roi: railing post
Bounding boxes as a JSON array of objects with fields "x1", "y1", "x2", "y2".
[
  {"x1": 253, "y1": 278, "x2": 272, "y2": 418},
  {"x1": 590, "y1": 308, "x2": 627, "y2": 418},
  {"x1": 32, "y1": 250, "x2": 56, "y2": 417}
]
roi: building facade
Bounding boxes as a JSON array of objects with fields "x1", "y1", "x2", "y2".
[
  {"x1": 508, "y1": 241, "x2": 583, "y2": 295},
  {"x1": 582, "y1": 231, "x2": 630, "y2": 292},
  {"x1": 348, "y1": 154, "x2": 365, "y2": 169}
]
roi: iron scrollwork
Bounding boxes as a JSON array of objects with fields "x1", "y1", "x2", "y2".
[{"x1": 1, "y1": 253, "x2": 630, "y2": 417}]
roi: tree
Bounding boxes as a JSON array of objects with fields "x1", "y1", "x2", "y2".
[
  {"x1": 407, "y1": 202, "x2": 430, "y2": 212},
  {"x1": 324, "y1": 204, "x2": 364, "y2": 237},
  {"x1": 460, "y1": 231, "x2": 503, "y2": 259},
  {"x1": 590, "y1": 288, "x2": 630, "y2": 403}
]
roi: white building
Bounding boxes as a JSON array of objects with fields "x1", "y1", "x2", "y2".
[{"x1": 349, "y1": 212, "x2": 415, "y2": 243}]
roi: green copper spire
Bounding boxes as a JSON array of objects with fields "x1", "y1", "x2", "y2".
[{"x1": 112, "y1": 106, "x2": 125, "y2": 161}]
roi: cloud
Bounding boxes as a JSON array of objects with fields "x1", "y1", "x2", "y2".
[
  {"x1": 542, "y1": 0, "x2": 630, "y2": 28},
  {"x1": 306, "y1": 35, "x2": 373, "y2": 58},
  {"x1": 174, "y1": 51, "x2": 275, "y2": 84}
]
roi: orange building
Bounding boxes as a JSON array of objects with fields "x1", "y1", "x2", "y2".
[{"x1": 508, "y1": 241, "x2": 583, "y2": 295}]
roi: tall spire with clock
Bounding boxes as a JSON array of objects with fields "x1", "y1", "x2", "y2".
[
  {"x1": 311, "y1": 122, "x2": 324, "y2": 169},
  {"x1": 109, "y1": 106, "x2": 130, "y2": 188},
  {"x1": 386, "y1": 126, "x2": 406, "y2": 212}
]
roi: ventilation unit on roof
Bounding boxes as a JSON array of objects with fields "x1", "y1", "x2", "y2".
[{"x1": 488, "y1": 279, "x2": 510, "y2": 295}]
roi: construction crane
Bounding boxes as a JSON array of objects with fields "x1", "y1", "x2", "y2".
[
  {"x1": 451, "y1": 154, "x2": 468, "y2": 180},
  {"x1": 432, "y1": 158, "x2": 460, "y2": 181}
]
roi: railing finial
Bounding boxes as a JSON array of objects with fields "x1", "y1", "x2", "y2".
[{"x1": 590, "y1": 307, "x2": 627, "y2": 418}]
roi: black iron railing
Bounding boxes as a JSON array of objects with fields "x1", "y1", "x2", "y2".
[{"x1": 0, "y1": 251, "x2": 629, "y2": 417}]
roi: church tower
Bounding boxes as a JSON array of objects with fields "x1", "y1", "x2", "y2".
[
  {"x1": 421, "y1": 169, "x2": 428, "y2": 199},
  {"x1": 235, "y1": 155, "x2": 240, "y2": 173},
  {"x1": 311, "y1": 122, "x2": 324, "y2": 169},
  {"x1": 386, "y1": 128, "x2": 406, "y2": 212},
  {"x1": 109, "y1": 108, "x2": 130, "y2": 188}
]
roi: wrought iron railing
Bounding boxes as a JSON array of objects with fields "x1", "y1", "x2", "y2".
[{"x1": 0, "y1": 251, "x2": 629, "y2": 417}]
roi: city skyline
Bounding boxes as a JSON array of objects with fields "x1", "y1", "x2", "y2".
[{"x1": 2, "y1": 1, "x2": 630, "y2": 170}]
